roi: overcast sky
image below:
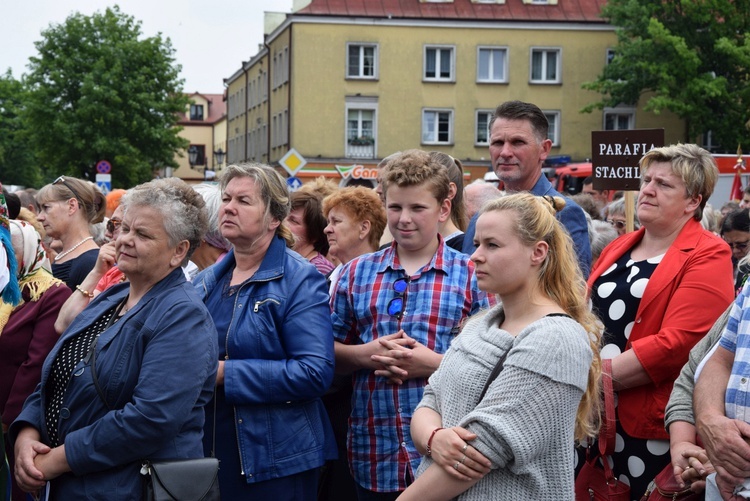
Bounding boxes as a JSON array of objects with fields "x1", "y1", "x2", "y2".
[{"x1": 2, "y1": 0, "x2": 294, "y2": 93}]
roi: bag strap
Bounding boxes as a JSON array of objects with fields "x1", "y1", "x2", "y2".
[
  {"x1": 478, "y1": 350, "x2": 509, "y2": 402},
  {"x1": 87, "y1": 299, "x2": 128, "y2": 411},
  {"x1": 598, "y1": 358, "x2": 616, "y2": 456}
]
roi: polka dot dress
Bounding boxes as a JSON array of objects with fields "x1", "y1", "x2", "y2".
[
  {"x1": 576, "y1": 250, "x2": 671, "y2": 500},
  {"x1": 45, "y1": 304, "x2": 120, "y2": 447}
]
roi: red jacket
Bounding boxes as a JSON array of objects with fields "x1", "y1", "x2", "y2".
[{"x1": 589, "y1": 219, "x2": 734, "y2": 439}]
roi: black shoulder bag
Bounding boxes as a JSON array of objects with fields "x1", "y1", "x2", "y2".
[{"x1": 88, "y1": 301, "x2": 221, "y2": 501}]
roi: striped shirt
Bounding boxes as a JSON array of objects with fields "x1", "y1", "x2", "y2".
[
  {"x1": 331, "y1": 238, "x2": 491, "y2": 492},
  {"x1": 720, "y1": 283, "x2": 750, "y2": 421}
]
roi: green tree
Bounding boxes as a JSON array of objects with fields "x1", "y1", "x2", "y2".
[
  {"x1": 0, "y1": 70, "x2": 40, "y2": 187},
  {"x1": 24, "y1": 6, "x2": 189, "y2": 187},
  {"x1": 582, "y1": 0, "x2": 750, "y2": 150}
]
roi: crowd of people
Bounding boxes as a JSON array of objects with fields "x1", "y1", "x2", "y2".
[{"x1": 1, "y1": 100, "x2": 749, "y2": 501}]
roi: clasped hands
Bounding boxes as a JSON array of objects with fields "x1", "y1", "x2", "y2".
[
  {"x1": 14, "y1": 427, "x2": 67, "y2": 494},
  {"x1": 368, "y1": 331, "x2": 439, "y2": 384},
  {"x1": 698, "y1": 414, "x2": 750, "y2": 500}
]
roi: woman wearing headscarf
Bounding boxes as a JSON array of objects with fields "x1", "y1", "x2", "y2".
[
  {"x1": 0, "y1": 220, "x2": 71, "y2": 500},
  {"x1": 11, "y1": 178, "x2": 217, "y2": 499}
]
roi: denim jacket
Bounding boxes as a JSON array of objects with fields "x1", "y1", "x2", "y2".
[
  {"x1": 194, "y1": 235, "x2": 336, "y2": 483},
  {"x1": 11, "y1": 267, "x2": 218, "y2": 500}
]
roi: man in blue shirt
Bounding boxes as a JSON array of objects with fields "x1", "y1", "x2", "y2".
[{"x1": 462, "y1": 101, "x2": 591, "y2": 277}]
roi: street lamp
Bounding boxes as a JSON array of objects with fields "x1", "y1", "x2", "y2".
[
  {"x1": 188, "y1": 145, "x2": 199, "y2": 167},
  {"x1": 214, "y1": 148, "x2": 226, "y2": 167}
]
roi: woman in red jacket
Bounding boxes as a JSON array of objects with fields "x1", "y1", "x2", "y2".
[{"x1": 583, "y1": 143, "x2": 734, "y2": 498}]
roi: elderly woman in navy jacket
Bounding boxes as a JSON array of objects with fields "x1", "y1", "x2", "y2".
[
  {"x1": 11, "y1": 178, "x2": 218, "y2": 500},
  {"x1": 194, "y1": 163, "x2": 335, "y2": 500}
]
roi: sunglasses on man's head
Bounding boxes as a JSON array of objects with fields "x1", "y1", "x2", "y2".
[{"x1": 386, "y1": 277, "x2": 409, "y2": 319}]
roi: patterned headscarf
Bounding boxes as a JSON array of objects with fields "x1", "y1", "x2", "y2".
[
  {"x1": 0, "y1": 184, "x2": 20, "y2": 306},
  {"x1": 0, "y1": 220, "x2": 61, "y2": 333}
]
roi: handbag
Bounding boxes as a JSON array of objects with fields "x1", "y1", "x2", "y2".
[
  {"x1": 88, "y1": 305, "x2": 221, "y2": 501},
  {"x1": 140, "y1": 458, "x2": 220, "y2": 501},
  {"x1": 639, "y1": 463, "x2": 702, "y2": 501},
  {"x1": 575, "y1": 359, "x2": 631, "y2": 501}
]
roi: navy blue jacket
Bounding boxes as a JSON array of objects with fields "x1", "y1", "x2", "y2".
[
  {"x1": 194, "y1": 235, "x2": 336, "y2": 484},
  {"x1": 11, "y1": 267, "x2": 218, "y2": 500}
]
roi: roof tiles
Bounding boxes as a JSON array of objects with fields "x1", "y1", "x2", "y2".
[{"x1": 296, "y1": 0, "x2": 606, "y2": 23}]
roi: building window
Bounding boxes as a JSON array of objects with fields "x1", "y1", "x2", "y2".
[
  {"x1": 606, "y1": 48, "x2": 616, "y2": 65},
  {"x1": 190, "y1": 104, "x2": 204, "y2": 121},
  {"x1": 424, "y1": 46, "x2": 455, "y2": 82},
  {"x1": 603, "y1": 108, "x2": 635, "y2": 130},
  {"x1": 347, "y1": 109, "x2": 374, "y2": 143},
  {"x1": 347, "y1": 43, "x2": 378, "y2": 79},
  {"x1": 530, "y1": 48, "x2": 561, "y2": 84},
  {"x1": 475, "y1": 110, "x2": 493, "y2": 145},
  {"x1": 477, "y1": 47, "x2": 508, "y2": 83},
  {"x1": 544, "y1": 110, "x2": 561, "y2": 147},
  {"x1": 422, "y1": 109, "x2": 453, "y2": 144}
]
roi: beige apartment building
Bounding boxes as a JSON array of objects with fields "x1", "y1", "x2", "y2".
[
  {"x1": 173, "y1": 92, "x2": 227, "y2": 183},
  {"x1": 224, "y1": 0, "x2": 685, "y2": 183}
]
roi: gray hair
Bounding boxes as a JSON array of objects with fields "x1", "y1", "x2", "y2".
[
  {"x1": 192, "y1": 183, "x2": 232, "y2": 252},
  {"x1": 121, "y1": 178, "x2": 208, "y2": 261},
  {"x1": 590, "y1": 219, "x2": 618, "y2": 263}
]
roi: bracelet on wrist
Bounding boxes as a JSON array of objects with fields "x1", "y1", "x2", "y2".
[
  {"x1": 75, "y1": 285, "x2": 94, "y2": 298},
  {"x1": 426, "y1": 427, "x2": 444, "y2": 457}
]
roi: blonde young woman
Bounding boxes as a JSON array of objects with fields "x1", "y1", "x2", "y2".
[
  {"x1": 399, "y1": 193, "x2": 601, "y2": 501},
  {"x1": 36, "y1": 176, "x2": 105, "y2": 289}
]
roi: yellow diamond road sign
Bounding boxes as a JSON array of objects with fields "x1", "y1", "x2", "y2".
[{"x1": 279, "y1": 148, "x2": 307, "y2": 176}]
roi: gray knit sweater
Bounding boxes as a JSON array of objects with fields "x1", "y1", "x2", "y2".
[{"x1": 416, "y1": 304, "x2": 592, "y2": 501}]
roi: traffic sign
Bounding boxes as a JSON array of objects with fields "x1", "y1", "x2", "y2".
[
  {"x1": 279, "y1": 148, "x2": 307, "y2": 176},
  {"x1": 286, "y1": 176, "x2": 303, "y2": 192},
  {"x1": 96, "y1": 160, "x2": 112, "y2": 174},
  {"x1": 95, "y1": 174, "x2": 112, "y2": 195}
]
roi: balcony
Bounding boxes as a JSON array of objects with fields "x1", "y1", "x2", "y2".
[{"x1": 346, "y1": 137, "x2": 375, "y2": 159}]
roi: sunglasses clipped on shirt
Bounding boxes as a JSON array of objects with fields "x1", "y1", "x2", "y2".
[{"x1": 386, "y1": 277, "x2": 409, "y2": 319}]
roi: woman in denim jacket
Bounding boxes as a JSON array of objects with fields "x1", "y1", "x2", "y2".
[
  {"x1": 194, "y1": 163, "x2": 336, "y2": 500},
  {"x1": 11, "y1": 179, "x2": 218, "y2": 499}
]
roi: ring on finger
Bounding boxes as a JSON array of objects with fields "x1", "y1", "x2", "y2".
[
  {"x1": 462, "y1": 443, "x2": 468, "y2": 453},
  {"x1": 460, "y1": 454, "x2": 467, "y2": 465},
  {"x1": 454, "y1": 462, "x2": 460, "y2": 470}
]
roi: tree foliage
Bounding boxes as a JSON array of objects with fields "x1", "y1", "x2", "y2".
[
  {"x1": 0, "y1": 70, "x2": 40, "y2": 187},
  {"x1": 23, "y1": 6, "x2": 189, "y2": 187},
  {"x1": 583, "y1": 0, "x2": 750, "y2": 151}
]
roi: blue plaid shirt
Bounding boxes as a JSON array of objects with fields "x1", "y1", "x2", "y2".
[
  {"x1": 721, "y1": 283, "x2": 750, "y2": 422},
  {"x1": 331, "y1": 238, "x2": 491, "y2": 492}
]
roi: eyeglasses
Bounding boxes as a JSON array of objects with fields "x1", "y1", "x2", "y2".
[
  {"x1": 53, "y1": 176, "x2": 83, "y2": 205},
  {"x1": 386, "y1": 277, "x2": 409, "y2": 319},
  {"x1": 725, "y1": 240, "x2": 750, "y2": 252},
  {"x1": 607, "y1": 219, "x2": 627, "y2": 230},
  {"x1": 106, "y1": 218, "x2": 122, "y2": 234}
]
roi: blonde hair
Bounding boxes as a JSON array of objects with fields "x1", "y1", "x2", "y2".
[
  {"x1": 381, "y1": 149, "x2": 450, "y2": 204},
  {"x1": 480, "y1": 193, "x2": 602, "y2": 440},
  {"x1": 37, "y1": 176, "x2": 106, "y2": 224},
  {"x1": 220, "y1": 163, "x2": 295, "y2": 248},
  {"x1": 639, "y1": 143, "x2": 718, "y2": 221},
  {"x1": 429, "y1": 152, "x2": 468, "y2": 231}
]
